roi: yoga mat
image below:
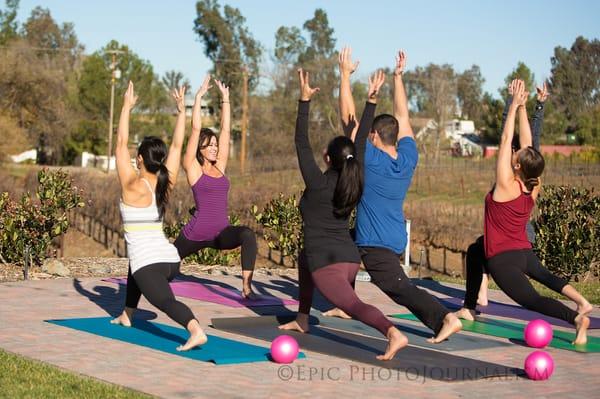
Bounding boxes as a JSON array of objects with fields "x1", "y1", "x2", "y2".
[
  {"x1": 413, "y1": 279, "x2": 600, "y2": 329},
  {"x1": 312, "y1": 312, "x2": 512, "y2": 352},
  {"x1": 47, "y1": 317, "x2": 304, "y2": 364},
  {"x1": 391, "y1": 314, "x2": 600, "y2": 353},
  {"x1": 212, "y1": 316, "x2": 522, "y2": 382},
  {"x1": 104, "y1": 277, "x2": 298, "y2": 308},
  {"x1": 437, "y1": 297, "x2": 600, "y2": 330}
]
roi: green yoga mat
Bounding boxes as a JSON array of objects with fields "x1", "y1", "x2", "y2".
[
  {"x1": 391, "y1": 314, "x2": 600, "y2": 353},
  {"x1": 47, "y1": 317, "x2": 305, "y2": 364}
]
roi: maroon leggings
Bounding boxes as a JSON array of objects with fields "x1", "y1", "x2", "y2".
[{"x1": 298, "y1": 252, "x2": 394, "y2": 336}]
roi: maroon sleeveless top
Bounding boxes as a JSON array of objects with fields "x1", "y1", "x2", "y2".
[{"x1": 484, "y1": 182, "x2": 534, "y2": 259}]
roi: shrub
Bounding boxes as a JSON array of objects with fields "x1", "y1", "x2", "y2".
[
  {"x1": 534, "y1": 185, "x2": 600, "y2": 281},
  {"x1": 0, "y1": 169, "x2": 84, "y2": 265},
  {"x1": 251, "y1": 193, "x2": 302, "y2": 266},
  {"x1": 164, "y1": 208, "x2": 241, "y2": 266}
]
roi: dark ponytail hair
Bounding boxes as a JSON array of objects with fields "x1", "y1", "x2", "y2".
[
  {"x1": 517, "y1": 146, "x2": 545, "y2": 192},
  {"x1": 138, "y1": 136, "x2": 170, "y2": 218},
  {"x1": 196, "y1": 128, "x2": 218, "y2": 165},
  {"x1": 327, "y1": 136, "x2": 363, "y2": 218}
]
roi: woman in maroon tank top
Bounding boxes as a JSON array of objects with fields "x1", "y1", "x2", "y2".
[
  {"x1": 456, "y1": 79, "x2": 591, "y2": 345},
  {"x1": 173, "y1": 75, "x2": 259, "y2": 299}
]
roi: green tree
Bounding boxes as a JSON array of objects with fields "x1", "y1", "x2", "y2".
[
  {"x1": 0, "y1": 6, "x2": 82, "y2": 164},
  {"x1": 500, "y1": 62, "x2": 536, "y2": 99},
  {"x1": 193, "y1": 0, "x2": 262, "y2": 112},
  {"x1": 550, "y1": 36, "x2": 600, "y2": 139},
  {"x1": 479, "y1": 92, "x2": 505, "y2": 144},
  {"x1": 69, "y1": 40, "x2": 170, "y2": 161},
  {"x1": 457, "y1": 65, "x2": 485, "y2": 125},
  {"x1": 162, "y1": 70, "x2": 190, "y2": 92},
  {"x1": 405, "y1": 64, "x2": 457, "y2": 159},
  {"x1": 0, "y1": 0, "x2": 18, "y2": 45}
]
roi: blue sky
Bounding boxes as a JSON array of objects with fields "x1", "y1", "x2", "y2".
[{"x1": 15, "y1": 0, "x2": 600, "y2": 97}]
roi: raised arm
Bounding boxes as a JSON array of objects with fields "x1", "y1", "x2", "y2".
[
  {"x1": 115, "y1": 81, "x2": 138, "y2": 190},
  {"x1": 355, "y1": 70, "x2": 384, "y2": 164},
  {"x1": 338, "y1": 46, "x2": 360, "y2": 140},
  {"x1": 214, "y1": 78, "x2": 230, "y2": 173},
  {"x1": 496, "y1": 80, "x2": 527, "y2": 192},
  {"x1": 393, "y1": 50, "x2": 414, "y2": 140},
  {"x1": 530, "y1": 81, "x2": 549, "y2": 150},
  {"x1": 500, "y1": 80, "x2": 516, "y2": 131},
  {"x1": 164, "y1": 85, "x2": 187, "y2": 187},
  {"x1": 295, "y1": 68, "x2": 324, "y2": 188},
  {"x1": 518, "y1": 94, "x2": 533, "y2": 149},
  {"x1": 182, "y1": 75, "x2": 211, "y2": 186}
]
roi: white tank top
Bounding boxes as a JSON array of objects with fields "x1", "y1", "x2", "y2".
[{"x1": 119, "y1": 178, "x2": 180, "y2": 273}]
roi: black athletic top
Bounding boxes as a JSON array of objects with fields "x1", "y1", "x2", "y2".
[{"x1": 295, "y1": 100, "x2": 375, "y2": 272}]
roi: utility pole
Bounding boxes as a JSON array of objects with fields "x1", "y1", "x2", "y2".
[
  {"x1": 240, "y1": 67, "x2": 248, "y2": 174},
  {"x1": 106, "y1": 50, "x2": 124, "y2": 173}
]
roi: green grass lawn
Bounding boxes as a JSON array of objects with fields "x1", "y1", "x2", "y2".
[
  {"x1": 0, "y1": 349, "x2": 151, "y2": 399},
  {"x1": 432, "y1": 274, "x2": 600, "y2": 305}
]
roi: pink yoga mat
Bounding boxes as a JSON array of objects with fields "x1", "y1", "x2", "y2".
[
  {"x1": 440, "y1": 296, "x2": 600, "y2": 329},
  {"x1": 103, "y1": 277, "x2": 298, "y2": 308}
]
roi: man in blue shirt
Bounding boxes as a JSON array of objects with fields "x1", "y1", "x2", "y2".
[{"x1": 333, "y1": 47, "x2": 462, "y2": 343}]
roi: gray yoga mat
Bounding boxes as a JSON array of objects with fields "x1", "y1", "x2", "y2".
[
  {"x1": 312, "y1": 312, "x2": 512, "y2": 352},
  {"x1": 211, "y1": 315, "x2": 523, "y2": 382}
]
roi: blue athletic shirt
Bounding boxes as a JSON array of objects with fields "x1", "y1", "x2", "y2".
[{"x1": 355, "y1": 137, "x2": 418, "y2": 254}]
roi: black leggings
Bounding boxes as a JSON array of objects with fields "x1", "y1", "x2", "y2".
[
  {"x1": 360, "y1": 246, "x2": 450, "y2": 334},
  {"x1": 466, "y1": 248, "x2": 577, "y2": 325},
  {"x1": 463, "y1": 236, "x2": 487, "y2": 309},
  {"x1": 126, "y1": 262, "x2": 195, "y2": 328},
  {"x1": 174, "y1": 226, "x2": 257, "y2": 271}
]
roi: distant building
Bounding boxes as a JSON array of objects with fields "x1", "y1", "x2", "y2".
[{"x1": 10, "y1": 149, "x2": 37, "y2": 163}]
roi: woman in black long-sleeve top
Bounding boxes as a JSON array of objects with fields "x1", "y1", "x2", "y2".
[{"x1": 279, "y1": 69, "x2": 408, "y2": 360}]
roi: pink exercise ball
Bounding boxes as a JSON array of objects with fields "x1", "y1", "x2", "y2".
[
  {"x1": 524, "y1": 319, "x2": 553, "y2": 348},
  {"x1": 270, "y1": 335, "x2": 299, "y2": 364},
  {"x1": 524, "y1": 350, "x2": 554, "y2": 380}
]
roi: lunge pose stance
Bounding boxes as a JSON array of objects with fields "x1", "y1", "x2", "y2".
[
  {"x1": 474, "y1": 80, "x2": 550, "y2": 306},
  {"x1": 327, "y1": 47, "x2": 461, "y2": 343},
  {"x1": 174, "y1": 75, "x2": 258, "y2": 299},
  {"x1": 455, "y1": 80, "x2": 590, "y2": 345},
  {"x1": 111, "y1": 82, "x2": 206, "y2": 351},
  {"x1": 279, "y1": 68, "x2": 408, "y2": 360}
]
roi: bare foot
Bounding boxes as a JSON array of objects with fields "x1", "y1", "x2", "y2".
[
  {"x1": 454, "y1": 308, "x2": 476, "y2": 321},
  {"x1": 577, "y1": 301, "x2": 593, "y2": 316},
  {"x1": 428, "y1": 313, "x2": 462, "y2": 343},
  {"x1": 322, "y1": 308, "x2": 352, "y2": 319},
  {"x1": 110, "y1": 311, "x2": 133, "y2": 327},
  {"x1": 376, "y1": 327, "x2": 408, "y2": 361},
  {"x1": 477, "y1": 295, "x2": 488, "y2": 307},
  {"x1": 573, "y1": 314, "x2": 590, "y2": 345},
  {"x1": 242, "y1": 289, "x2": 260, "y2": 301},
  {"x1": 278, "y1": 318, "x2": 309, "y2": 333},
  {"x1": 177, "y1": 330, "x2": 208, "y2": 351}
]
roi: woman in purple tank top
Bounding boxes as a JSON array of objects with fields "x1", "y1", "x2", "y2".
[{"x1": 174, "y1": 75, "x2": 258, "y2": 299}]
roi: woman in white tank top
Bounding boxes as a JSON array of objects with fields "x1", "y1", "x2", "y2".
[{"x1": 110, "y1": 81, "x2": 207, "y2": 351}]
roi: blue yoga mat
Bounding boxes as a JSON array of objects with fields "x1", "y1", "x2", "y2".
[{"x1": 47, "y1": 317, "x2": 305, "y2": 365}]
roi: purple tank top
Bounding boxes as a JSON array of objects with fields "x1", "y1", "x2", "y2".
[{"x1": 182, "y1": 173, "x2": 230, "y2": 241}]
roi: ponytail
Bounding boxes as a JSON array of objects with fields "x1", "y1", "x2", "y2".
[
  {"x1": 137, "y1": 136, "x2": 171, "y2": 219},
  {"x1": 333, "y1": 156, "x2": 363, "y2": 218},
  {"x1": 524, "y1": 177, "x2": 540, "y2": 192},
  {"x1": 156, "y1": 163, "x2": 170, "y2": 218},
  {"x1": 517, "y1": 146, "x2": 545, "y2": 192}
]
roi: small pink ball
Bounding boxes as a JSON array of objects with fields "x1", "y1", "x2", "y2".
[
  {"x1": 524, "y1": 319, "x2": 553, "y2": 348},
  {"x1": 524, "y1": 350, "x2": 555, "y2": 381},
  {"x1": 270, "y1": 335, "x2": 299, "y2": 364}
]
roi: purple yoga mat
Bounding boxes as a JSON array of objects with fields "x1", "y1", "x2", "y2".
[
  {"x1": 440, "y1": 296, "x2": 600, "y2": 329},
  {"x1": 103, "y1": 277, "x2": 298, "y2": 308}
]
